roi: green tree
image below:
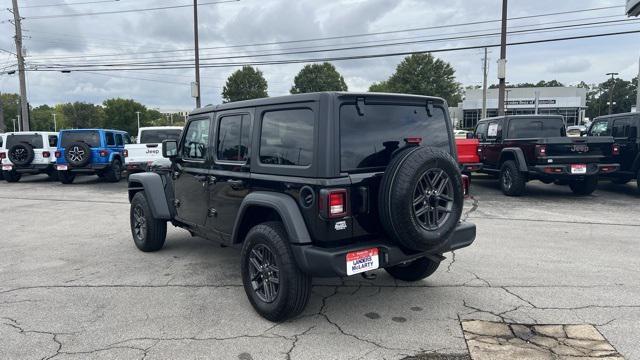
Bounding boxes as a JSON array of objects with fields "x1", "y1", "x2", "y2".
[
  {"x1": 59, "y1": 102, "x2": 105, "y2": 129},
  {"x1": 31, "y1": 105, "x2": 57, "y2": 131},
  {"x1": 489, "y1": 80, "x2": 565, "y2": 89},
  {"x1": 1, "y1": 93, "x2": 20, "y2": 132},
  {"x1": 102, "y1": 98, "x2": 150, "y2": 134},
  {"x1": 222, "y1": 66, "x2": 268, "y2": 103},
  {"x1": 290, "y1": 62, "x2": 348, "y2": 94},
  {"x1": 586, "y1": 77, "x2": 637, "y2": 119},
  {"x1": 368, "y1": 54, "x2": 462, "y2": 105}
]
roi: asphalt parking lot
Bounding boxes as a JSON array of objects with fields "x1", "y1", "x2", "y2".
[{"x1": 0, "y1": 174, "x2": 638, "y2": 359}]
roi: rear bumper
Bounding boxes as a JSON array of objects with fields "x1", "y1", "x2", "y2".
[
  {"x1": 57, "y1": 164, "x2": 109, "y2": 173},
  {"x1": 460, "y1": 163, "x2": 483, "y2": 173},
  {"x1": 126, "y1": 162, "x2": 148, "y2": 173},
  {"x1": 531, "y1": 163, "x2": 619, "y2": 177},
  {"x1": 3, "y1": 164, "x2": 54, "y2": 173},
  {"x1": 291, "y1": 221, "x2": 476, "y2": 277}
]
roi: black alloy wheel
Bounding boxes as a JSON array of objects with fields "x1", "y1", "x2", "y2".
[
  {"x1": 412, "y1": 168, "x2": 454, "y2": 231},
  {"x1": 247, "y1": 244, "x2": 280, "y2": 303},
  {"x1": 132, "y1": 204, "x2": 147, "y2": 242},
  {"x1": 502, "y1": 167, "x2": 513, "y2": 191}
]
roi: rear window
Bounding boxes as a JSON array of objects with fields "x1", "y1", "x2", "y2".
[
  {"x1": 340, "y1": 104, "x2": 450, "y2": 171},
  {"x1": 507, "y1": 118, "x2": 565, "y2": 139},
  {"x1": 61, "y1": 131, "x2": 101, "y2": 148},
  {"x1": 6, "y1": 134, "x2": 44, "y2": 149},
  {"x1": 139, "y1": 129, "x2": 182, "y2": 144}
]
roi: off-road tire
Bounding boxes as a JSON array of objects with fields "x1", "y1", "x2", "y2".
[
  {"x1": 0, "y1": 170, "x2": 4, "y2": 181},
  {"x1": 58, "y1": 171, "x2": 76, "y2": 184},
  {"x1": 65, "y1": 142, "x2": 92, "y2": 167},
  {"x1": 385, "y1": 257, "x2": 441, "y2": 282},
  {"x1": 130, "y1": 192, "x2": 167, "y2": 252},
  {"x1": 47, "y1": 169, "x2": 59, "y2": 181},
  {"x1": 3, "y1": 171, "x2": 21, "y2": 183},
  {"x1": 569, "y1": 176, "x2": 598, "y2": 196},
  {"x1": 8, "y1": 143, "x2": 35, "y2": 166},
  {"x1": 500, "y1": 160, "x2": 526, "y2": 196},
  {"x1": 104, "y1": 159, "x2": 122, "y2": 182},
  {"x1": 637, "y1": 170, "x2": 640, "y2": 194},
  {"x1": 378, "y1": 146, "x2": 463, "y2": 252},
  {"x1": 240, "y1": 221, "x2": 311, "y2": 322}
]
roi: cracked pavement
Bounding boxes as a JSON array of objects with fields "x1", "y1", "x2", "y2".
[{"x1": 0, "y1": 175, "x2": 638, "y2": 359}]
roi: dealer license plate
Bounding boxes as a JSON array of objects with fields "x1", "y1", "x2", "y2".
[
  {"x1": 2, "y1": 165, "x2": 12, "y2": 171},
  {"x1": 571, "y1": 164, "x2": 587, "y2": 174},
  {"x1": 346, "y1": 248, "x2": 379, "y2": 276},
  {"x1": 57, "y1": 165, "x2": 68, "y2": 171}
]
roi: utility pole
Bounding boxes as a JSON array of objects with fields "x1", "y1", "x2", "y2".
[
  {"x1": 135, "y1": 111, "x2": 141, "y2": 131},
  {"x1": 606, "y1": 72, "x2": 618, "y2": 115},
  {"x1": 481, "y1": 47, "x2": 489, "y2": 119},
  {"x1": 192, "y1": 0, "x2": 202, "y2": 108},
  {"x1": 0, "y1": 92, "x2": 4, "y2": 132},
  {"x1": 497, "y1": 0, "x2": 508, "y2": 116},
  {"x1": 11, "y1": 0, "x2": 30, "y2": 131}
]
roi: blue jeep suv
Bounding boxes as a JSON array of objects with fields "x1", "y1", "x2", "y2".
[{"x1": 55, "y1": 129, "x2": 130, "y2": 184}]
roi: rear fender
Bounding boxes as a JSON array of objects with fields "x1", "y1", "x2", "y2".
[
  {"x1": 500, "y1": 148, "x2": 527, "y2": 172},
  {"x1": 128, "y1": 172, "x2": 172, "y2": 219}
]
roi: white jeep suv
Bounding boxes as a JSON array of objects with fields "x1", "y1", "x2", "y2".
[{"x1": 0, "y1": 132, "x2": 59, "y2": 182}]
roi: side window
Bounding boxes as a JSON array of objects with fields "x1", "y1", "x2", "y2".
[
  {"x1": 589, "y1": 120, "x2": 610, "y2": 136},
  {"x1": 116, "y1": 134, "x2": 124, "y2": 146},
  {"x1": 475, "y1": 122, "x2": 488, "y2": 140},
  {"x1": 0, "y1": 136, "x2": 3, "y2": 148},
  {"x1": 48, "y1": 135, "x2": 58, "y2": 147},
  {"x1": 611, "y1": 119, "x2": 630, "y2": 138},
  {"x1": 106, "y1": 132, "x2": 116, "y2": 146},
  {"x1": 182, "y1": 119, "x2": 210, "y2": 160},
  {"x1": 260, "y1": 109, "x2": 314, "y2": 167},
  {"x1": 217, "y1": 114, "x2": 251, "y2": 162},
  {"x1": 124, "y1": 134, "x2": 132, "y2": 144},
  {"x1": 486, "y1": 121, "x2": 501, "y2": 140}
]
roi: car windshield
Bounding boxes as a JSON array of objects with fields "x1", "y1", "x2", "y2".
[
  {"x1": 139, "y1": 129, "x2": 182, "y2": 144},
  {"x1": 61, "y1": 131, "x2": 101, "y2": 148},
  {"x1": 340, "y1": 103, "x2": 451, "y2": 172},
  {"x1": 6, "y1": 134, "x2": 44, "y2": 149},
  {"x1": 507, "y1": 118, "x2": 565, "y2": 138}
]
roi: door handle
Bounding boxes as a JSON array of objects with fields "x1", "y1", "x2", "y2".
[
  {"x1": 227, "y1": 179, "x2": 244, "y2": 189},
  {"x1": 207, "y1": 176, "x2": 217, "y2": 185}
]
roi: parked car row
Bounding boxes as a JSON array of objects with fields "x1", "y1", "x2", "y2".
[
  {"x1": 456, "y1": 113, "x2": 639, "y2": 196},
  {"x1": 0, "y1": 126, "x2": 182, "y2": 184}
]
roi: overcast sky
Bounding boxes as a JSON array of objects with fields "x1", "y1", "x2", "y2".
[{"x1": 0, "y1": 0, "x2": 638, "y2": 111}]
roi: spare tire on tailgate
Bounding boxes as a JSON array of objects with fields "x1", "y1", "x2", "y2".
[
  {"x1": 378, "y1": 146, "x2": 463, "y2": 252},
  {"x1": 65, "y1": 142, "x2": 92, "y2": 167},
  {"x1": 8, "y1": 143, "x2": 35, "y2": 166}
]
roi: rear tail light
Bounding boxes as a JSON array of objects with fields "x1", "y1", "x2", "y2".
[
  {"x1": 544, "y1": 167, "x2": 563, "y2": 174},
  {"x1": 42, "y1": 151, "x2": 51, "y2": 158},
  {"x1": 99, "y1": 150, "x2": 108, "y2": 157},
  {"x1": 54, "y1": 151, "x2": 61, "y2": 158},
  {"x1": 535, "y1": 145, "x2": 547, "y2": 157},
  {"x1": 461, "y1": 174, "x2": 470, "y2": 197},
  {"x1": 123, "y1": 149, "x2": 129, "y2": 157},
  {"x1": 404, "y1": 137, "x2": 422, "y2": 145},
  {"x1": 612, "y1": 144, "x2": 620, "y2": 156},
  {"x1": 320, "y1": 189, "x2": 348, "y2": 218},
  {"x1": 0, "y1": 152, "x2": 5, "y2": 159}
]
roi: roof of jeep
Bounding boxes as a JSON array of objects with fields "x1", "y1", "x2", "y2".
[
  {"x1": 477, "y1": 115, "x2": 564, "y2": 123},
  {"x1": 59, "y1": 128, "x2": 129, "y2": 134},
  {"x1": 190, "y1": 92, "x2": 447, "y2": 115}
]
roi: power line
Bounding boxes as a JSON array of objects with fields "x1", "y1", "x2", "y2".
[
  {"x1": 21, "y1": 0, "x2": 121, "y2": 8},
  {"x1": 25, "y1": 5, "x2": 624, "y2": 59},
  {"x1": 24, "y1": 0, "x2": 240, "y2": 19},
  {"x1": 25, "y1": 28, "x2": 640, "y2": 72},
  {"x1": 29, "y1": 18, "x2": 640, "y2": 68}
]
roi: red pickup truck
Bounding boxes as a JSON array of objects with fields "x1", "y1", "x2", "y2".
[{"x1": 456, "y1": 138, "x2": 483, "y2": 174}]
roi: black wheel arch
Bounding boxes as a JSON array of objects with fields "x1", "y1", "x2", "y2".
[
  {"x1": 232, "y1": 192, "x2": 312, "y2": 245},
  {"x1": 128, "y1": 172, "x2": 172, "y2": 220},
  {"x1": 499, "y1": 147, "x2": 528, "y2": 172}
]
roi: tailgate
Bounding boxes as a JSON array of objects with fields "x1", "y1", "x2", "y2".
[
  {"x1": 542, "y1": 136, "x2": 614, "y2": 163},
  {"x1": 125, "y1": 144, "x2": 163, "y2": 163},
  {"x1": 455, "y1": 139, "x2": 480, "y2": 164}
]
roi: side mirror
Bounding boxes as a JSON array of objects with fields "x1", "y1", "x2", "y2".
[
  {"x1": 162, "y1": 140, "x2": 178, "y2": 159},
  {"x1": 466, "y1": 132, "x2": 475, "y2": 139}
]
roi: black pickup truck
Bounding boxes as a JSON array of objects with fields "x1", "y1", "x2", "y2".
[{"x1": 473, "y1": 115, "x2": 619, "y2": 196}]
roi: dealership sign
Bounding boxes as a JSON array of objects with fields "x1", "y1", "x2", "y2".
[
  {"x1": 506, "y1": 99, "x2": 557, "y2": 106},
  {"x1": 628, "y1": 0, "x2": 640, "y2": 16}
]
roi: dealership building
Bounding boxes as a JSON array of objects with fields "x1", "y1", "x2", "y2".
[{"x1": 453, "y1": 86, "x2": 587, "y2": 129}]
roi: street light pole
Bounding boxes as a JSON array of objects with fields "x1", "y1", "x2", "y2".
[
  {"x1": 135, "y1": 111, "x2": 141, "y2": 131},
  {"x1": 52, "y1": 113, "x2": 57, "y2": 131},
  {"x1": 497, "y1": 0, "x2": 508, "y2": 116},
  {"x1": 13, "y1": 118, "x2": 16, "y2": 132},
  {"x1": 606, "y1": 72, "x2": 619, "y2": 115},
  {"x1": 193, "y1": 0, "x2": 202, "y2": 108}
]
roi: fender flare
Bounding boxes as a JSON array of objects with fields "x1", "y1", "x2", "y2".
[
  {"x1": 128, "y1": 172, "x2": 172, "y2": 219},
  {"x1": 108, "y1": 151, "x2": 123, "y2": 164},
  {"x1": 232, "y1": 191, "x2": 312, "y2": 244},
  {"x1": 500, "y1": 148, "x2": 528, "y2": 172}
]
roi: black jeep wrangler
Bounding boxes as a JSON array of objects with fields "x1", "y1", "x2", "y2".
[
  {"x1": 128, "y1": 92, "x2": 476, "y2": 321},
  {"x1": 588, "y1": 112, "x2": 640, "y2": 192}
]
